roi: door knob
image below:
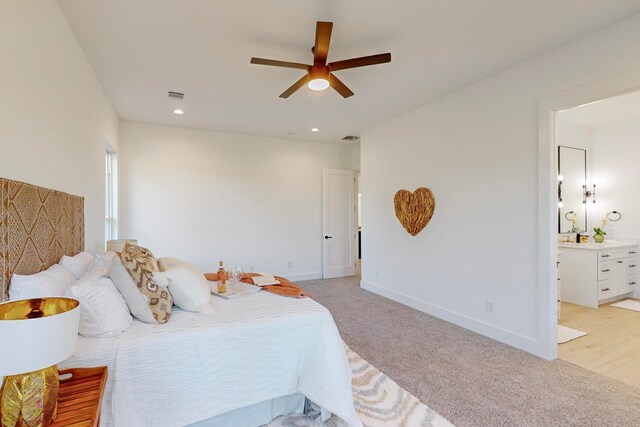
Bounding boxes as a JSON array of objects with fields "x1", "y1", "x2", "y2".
[{"x1": 324, "y1": 235, "x2": 333, "y2": 239}]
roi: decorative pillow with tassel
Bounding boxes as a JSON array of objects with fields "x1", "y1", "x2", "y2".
[{"x1": 111, "y1": 243, "x2": 173, "y2": 324}]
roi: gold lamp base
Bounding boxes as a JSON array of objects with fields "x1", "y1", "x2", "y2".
[{"x1": 0, "y1": 365, "x2": 59, "y2": 427}]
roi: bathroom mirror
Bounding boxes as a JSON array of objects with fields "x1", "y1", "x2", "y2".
[{"x1": 558, "y1": 146, "x2": 587, "y2": 233}]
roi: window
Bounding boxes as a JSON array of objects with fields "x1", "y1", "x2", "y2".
[{"x1": 105, "y1": 145, "x2": 117, "y2": 244}]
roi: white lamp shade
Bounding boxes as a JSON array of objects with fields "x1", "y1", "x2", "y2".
[
  {"x1": 0, "y1": 298, "x2": 80, "y2": 375},
  {"x1": 107, "y1": 239, "x2": 138, "y2": 253}
]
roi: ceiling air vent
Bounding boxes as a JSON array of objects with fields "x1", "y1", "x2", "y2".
[
  {"x1": 342, "y1": 135, "x2": 360, "y2": 142},
  {"x1": 168, "y1": 91, "x2": 185, "y2": 100}
]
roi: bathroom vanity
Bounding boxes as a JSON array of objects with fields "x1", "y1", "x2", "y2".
[{"x1": 558, "y1": 243, "x2": 638, "y2": 308}]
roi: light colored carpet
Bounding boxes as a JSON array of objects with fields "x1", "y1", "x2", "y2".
[
  {"x1": 557, "y1": 325, "x2": 587, "y2": 344},
  {"x1": 611, "y1": 299, "x2": 640, "y2": 312},
  {"x1": 266, "y1": 343, "x2": 452, "y2": 426},
  {"x1": 297, "y1": 276, "x2": 640, "y2": 427}
]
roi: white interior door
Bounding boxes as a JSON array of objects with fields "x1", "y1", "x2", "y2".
[{"x1": 322, "y1": 169, "x2": 357, "y2": 278}]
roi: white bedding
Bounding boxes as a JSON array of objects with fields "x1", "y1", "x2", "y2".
[{"x1": 59, "y1": 291, "x2": 361, "y2": 427}]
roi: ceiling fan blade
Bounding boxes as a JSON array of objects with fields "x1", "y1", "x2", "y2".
[
  {"x1": 251, "y1": 57, "x2": 309, "y2": 70},
  {"x1": 313, "y1": 21, "x2": 333, "y2": 64},
  {"x1": 328, "y1": 74, "x2": 354, "y2": 98},
  {"x1": 279, "y1": 74, "x2": 310, "y2": 98},
  {"x1": 328, "y1": 53, "x2": 391, "y2": 72}
]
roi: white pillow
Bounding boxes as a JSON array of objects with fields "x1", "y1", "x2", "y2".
[
  {"x1": 9, "y1": 264, "x2": 76, "y2": 301},
  {"x1": 157, "y1": 257, "x2": 193, "y2": 272},
  {"x1": 87, "y1": 252, "x2": 115, "y2": 277},
  {"x1": 60, "y1": 252, "x2": 95, "y2": 279},
  {"x1": 66, "y1": 274, "x2": 133, "y2": 337},
  {"x1": 109, "y1": 256, "x2": 157, "y2": 324},
  {"x1": 155, "y1": 266, "x2": 213, "y2": 314}
]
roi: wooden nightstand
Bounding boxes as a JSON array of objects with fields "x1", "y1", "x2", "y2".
[{"x1": 51, "y1": 366, "x2": 108, "y2": 427}]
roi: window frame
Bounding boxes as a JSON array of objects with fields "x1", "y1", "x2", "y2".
[{"x1": 105, "y1": 145, "x2": 117, "y2": 244}]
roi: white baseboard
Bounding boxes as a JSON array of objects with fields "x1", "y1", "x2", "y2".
[
  {"x1": 360, "y1": 280, "x2": 544, "y2": 358},
  {"x1": 285, "y1": 271, "x2": 323, "y2": 281}
]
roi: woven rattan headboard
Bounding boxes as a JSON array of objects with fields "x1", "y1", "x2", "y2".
[{"x1": 0, "y1": 178, "x2": 84, "y2": 301}]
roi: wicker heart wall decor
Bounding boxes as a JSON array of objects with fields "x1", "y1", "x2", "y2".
[{"x1": 394, "y1": 187, "x2": 435, "y2": 236}]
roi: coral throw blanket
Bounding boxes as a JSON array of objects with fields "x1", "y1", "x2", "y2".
[{"x1": 204, "y1": 272, "x2": 310, "y2": 299}]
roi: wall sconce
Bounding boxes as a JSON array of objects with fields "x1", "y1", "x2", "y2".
[
  {"x1": 582, "y1": 184, "x2": 596, "y2": 204},
  {"x1": 557, "y1": 175, "x2": 563, "y2": 208}
]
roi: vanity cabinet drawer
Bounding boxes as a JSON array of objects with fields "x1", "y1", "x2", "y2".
[
  {"x1": 599, "y1": 251, "x2": 613, "y2": 260},
  {"x1": 598, "y1": 261, "x2": 614, "y2": 280},
  {"x1": 599, "y1": 280, "x2": 614, "y2": 299},
  {"x1": 626, "y1": 275, "x2": 637, "y2": 293},
  {"x1": 599, "y1": 250, "x2": 633, "y2": 261},
  {"x1": 614, "y1": 249, "x2": 635, "y2": 259},
  {"x1": 626, "y1": 259, "x2": 638, "y2": 275}
]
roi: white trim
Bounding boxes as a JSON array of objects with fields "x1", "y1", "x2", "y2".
[
  {"x1": 361, "y1": 280, "x2": 540, "y2": 355},
  {"x1": 537, "y1": 65, "x2": 640, "y2": 360},
  {"x1": 285, "y1": 272, "x2": 323, "y2": 281},
  {"x1": 104, "y1": 141, "x2": 119, "y2": 247}
]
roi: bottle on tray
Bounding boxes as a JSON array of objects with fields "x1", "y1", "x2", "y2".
[{"x1": 217, "y1": 261, "x2": 227, "y2": 293}]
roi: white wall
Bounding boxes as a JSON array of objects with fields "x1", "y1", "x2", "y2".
[
  {"x1": 590, "y1": 116, "x2": 640, "y2": 242},
  {"x1": 360, "y1": 14, "x2": 640, "y2": 357},
  {"x1": 350, "y1": 143, "x2": 361, "y2": 171},
  {"x1": 0, "y1": 0, "x2": 119, "y2": 252},
  {"x1": 119, "y1": 121, "x2": 356, "y2": 278},
  {"x1": 556, "y1": 120, "x2": 593, "y2": 160}
]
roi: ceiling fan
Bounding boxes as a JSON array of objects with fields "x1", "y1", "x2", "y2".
[{"x1": 250, "y1": 21, "x2": 391, "y2": 99}]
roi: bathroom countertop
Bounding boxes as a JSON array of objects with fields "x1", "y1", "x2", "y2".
[{"x1": 558, "y1": 242, "x2": 637, "y2": 251}]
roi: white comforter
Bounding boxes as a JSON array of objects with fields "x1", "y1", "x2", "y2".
[{"x1": 60, "y1": 291, "x2": 361, "y2": 427}]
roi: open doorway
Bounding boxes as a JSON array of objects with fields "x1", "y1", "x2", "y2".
[{"x1": 553, "y1": 90, "x2": 640, "y2": 388}]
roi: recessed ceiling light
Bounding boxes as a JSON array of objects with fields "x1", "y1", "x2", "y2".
[
  {"x1": 311, "y1": 128, "x2": 319, "y2": 132},
  {"x1": 173, "y1": 109, "x2": 184, "y2": 115}
]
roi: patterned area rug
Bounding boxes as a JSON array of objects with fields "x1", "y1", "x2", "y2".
[{"x1": 266, "y1": 344, "x2": 453, "y2": 426}]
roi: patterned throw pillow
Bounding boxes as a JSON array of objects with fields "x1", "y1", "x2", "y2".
[{"x1": 118, "y1": 243, "x2": 173, "y2": 324}]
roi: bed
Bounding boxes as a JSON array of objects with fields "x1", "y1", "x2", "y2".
[{"x1": 0, "y1": 178, "x2": 361, "y2": 427}]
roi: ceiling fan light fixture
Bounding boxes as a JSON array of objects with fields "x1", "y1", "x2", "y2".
[
  {"x1": 308, "y1": 78, "x2": 330, "y2": 91},
  {"x1": 307, "y1": 64, "x2": 330, "y2": 91},
  {"x1": 250, "y1": 21, "x2": 391, "y2": 98}
]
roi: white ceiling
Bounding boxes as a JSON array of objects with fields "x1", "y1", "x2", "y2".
[
  {"x1": 57, "y1": 0, "x2": 640, "y2": 143},
  {"x1": 559, "y1": 89, "x2": 640, "y2": 127}
]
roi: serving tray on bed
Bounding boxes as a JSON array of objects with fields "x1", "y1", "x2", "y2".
[{"x1": 208, "y1": 281, "x2": 261, "y2": 299}]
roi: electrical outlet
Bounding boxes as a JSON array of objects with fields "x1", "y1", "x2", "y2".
[
  {"x1": 375, "y1": 271, "x2": 380, "y2": 279},
  {"x1": 287, "y1": 261, "x2": 293, "y2": 269},
  {"x1": 485, "y1": 300, "x2": 495, "y2": 313},
  {"x1": 250, "y1": 265, "x2": 255, "y2": 271}
]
